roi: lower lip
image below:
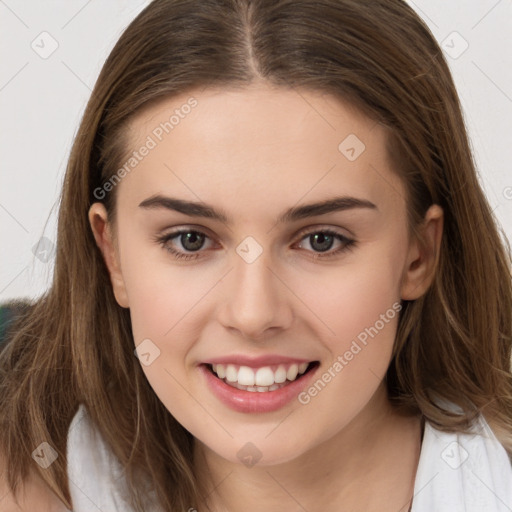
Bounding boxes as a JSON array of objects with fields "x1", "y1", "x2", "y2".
[{"x1": 199, "y1": 363, "x2": 319, "y2": 413}]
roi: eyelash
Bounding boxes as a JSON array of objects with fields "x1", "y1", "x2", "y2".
[{"x1": 154, "y1": 227, "x2": 356, "y2": 261}]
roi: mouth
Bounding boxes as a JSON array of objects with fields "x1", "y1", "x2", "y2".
[
  {"x1": 199, "y1": 360, "x2": 320, "y2": 413},
  {"x1": 204, "y1": 361, "x2": 319, "y2": 392}
]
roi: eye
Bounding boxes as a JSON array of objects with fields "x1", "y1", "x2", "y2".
[
  {"x1": 154, "y1": 227, "x2": 357, "y2": 261},
  {"x1": 294, "y1": 228, "x2": 356, "y2": 260},
  {"x1": 154, "y1": 229, "x2": 215, "y2": 261}
]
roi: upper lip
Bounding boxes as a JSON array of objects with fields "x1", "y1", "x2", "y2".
[{"x1": 202, "y1": 355, "x2": 314, "y2": 368}]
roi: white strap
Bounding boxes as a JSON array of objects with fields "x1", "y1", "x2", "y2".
[
  {"x1": 412, "y1": 414, "x2": 512, "y2": 511},
  {"x1": 67, "y1": 404, "x2": 512, "y2": 511},
  {"x1": 66, "y1": 405, "x2": 136, "y2": 511}
]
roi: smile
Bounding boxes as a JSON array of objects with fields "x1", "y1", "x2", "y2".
[
  {"x1": 210, "y1": 362, "x2": 313, "y2": 391},
  {"x1": 200, "y1": 359, "x2": 319, "y2": 413}
]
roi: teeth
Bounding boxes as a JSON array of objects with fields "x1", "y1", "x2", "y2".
[
  {"x1": 274, "y1": 365, "x2": 287, "y2": 383},
  {"x1": 226, "y1": 364, "x2": 238, "y2": 382},
  {"x1": 286, "y1": 364, "x2": 299, "y2": 381},
  {"x1": 238, "y1": 366, "x2": 255, "y2": 386},
  {"x1": 255, "y1": 367, "x2": 275, "y2": 386},
  {"x1": 210, "y1": 361, "x2": 311, "y2": 389},
  {"x1": 216, "y1": 364, "x2": 226, "y2": 379}
]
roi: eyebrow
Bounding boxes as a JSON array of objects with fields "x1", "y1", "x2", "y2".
[{"x1": 138, "y1": 194, "x2": 378, "y2": 224}]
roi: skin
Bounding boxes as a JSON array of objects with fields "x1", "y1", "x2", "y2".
[
  {"x1": 0, "y1": 453, "x2": 68, "y2": 511},
  {"x1": 89, "y1": 81, "x2": 443, "y2": 512}
]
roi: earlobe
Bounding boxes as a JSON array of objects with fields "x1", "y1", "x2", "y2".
[
  {"x1": 88, "y1": 203, "x2": 130, "y2": 308},
  {"x1": 400, "y1": 204, "x2": 444, "y2": 301}
]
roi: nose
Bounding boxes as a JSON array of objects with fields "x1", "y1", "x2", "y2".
[{"x1": 217, "y1": 247, "x2": 293, "y2": 341}]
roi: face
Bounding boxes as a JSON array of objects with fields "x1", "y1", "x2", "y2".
[{"x1": 89, "y1": 82, "x2": 442, "y2": 467}]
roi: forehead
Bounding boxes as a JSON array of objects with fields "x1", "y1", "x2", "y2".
[{"x1": 117, "y1": 83, "x2": 406, "y2": 221}]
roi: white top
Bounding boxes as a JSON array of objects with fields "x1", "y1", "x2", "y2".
[{"x1": 66, "y1": 403, "x2": 512, "y2": 511}]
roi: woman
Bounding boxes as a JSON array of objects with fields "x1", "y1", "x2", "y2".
[{"x1": 1, "y1": 0, "x2": 511, "y2": 511}]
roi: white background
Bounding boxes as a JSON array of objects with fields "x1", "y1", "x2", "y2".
[{"x1": 1, "y1": 0, "x2": 511, "y2": 302}]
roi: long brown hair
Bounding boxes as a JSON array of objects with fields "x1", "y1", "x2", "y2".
[{"x1": 1, "y1": 0, "x2": 511, "y2": 509}]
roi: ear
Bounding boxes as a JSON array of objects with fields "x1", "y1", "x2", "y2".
[
  {"x1": 88, "y1": 203, "x2": 130, "y2": 308},
  {"x1": 400, "y1": 204, "x2": 444, "y2": 300}
]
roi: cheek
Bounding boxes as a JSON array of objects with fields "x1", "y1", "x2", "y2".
[
  {"x1": 122, "y1": 256, "x2": 211, "y2": 429},
  {"x1": 289, "y1": 246, "x2": 402, "y2": 422},
  {"x1": 290, "y1": 246, "x2": 401, "y2": 404},
  {"x1": 119, "y1": 245, "x2": 217, "y2": 417},
  {"x1": 118, "y1": 233, "x2": 213, "y2": 345},
  {"x1": 296, "y1": 243, "x2": 401, "y2": 349}
]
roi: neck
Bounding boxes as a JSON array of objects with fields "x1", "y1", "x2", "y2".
[{"x1": 193, "y1": 382, "x2": 423, "y2": 512}]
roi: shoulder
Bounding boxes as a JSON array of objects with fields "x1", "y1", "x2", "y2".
[
  {"x1": 67, "y1": 404, "x2": 130, "y2": 510},
  {"x1": 67, "y1": 404, "x2": 164, "y2": 511},
  {"x1": 413, "y1": 413, "x2": 512, "y2": 511},
  {"x1": 0, "y1": 452, "x2": 70, "y2": 512},
  {"x1": 0, "y1": 301, "x2": 69, "y2": 511}
]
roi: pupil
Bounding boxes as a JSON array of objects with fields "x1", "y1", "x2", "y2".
[
  {"x1": 182, "y1": 232, "x2": 204, "y2": 251},
  {"x1": 311, "y1": 233, "x2": 333, "y2": 252}
]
